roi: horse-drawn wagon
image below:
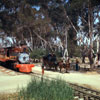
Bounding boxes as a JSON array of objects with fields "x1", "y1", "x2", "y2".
[{"x1": 42, "y1": 53, "x2": 70, "y2": 73}]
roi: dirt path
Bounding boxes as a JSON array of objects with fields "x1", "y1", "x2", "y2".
[{"x1": 0, "y1": 64, "x2": 100, "y2": 93}]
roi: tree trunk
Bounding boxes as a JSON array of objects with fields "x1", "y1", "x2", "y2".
[
  {"x1": 63, "y1": 29, "x2": 68, "y2": 61},
  {"x1": 28, "y1": 28, "x2": 33, "y2": 51},
  {"x1": 88, "y1": 0, "x2": 94, "y2": 69},
  {"x1": 94, "y1": 37, "x2": 100, "y2": 65},
  {"x1": 97, "y1": 37, "x2": 100, "y2": 53}
]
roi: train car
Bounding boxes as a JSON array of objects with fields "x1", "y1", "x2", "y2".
[{"x1": 0, "y1": 45, "x2": 34, "y2": 73}]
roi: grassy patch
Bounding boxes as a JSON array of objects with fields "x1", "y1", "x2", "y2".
[{"x1": 18, "y1": 77, "x2": 74, "y2": 100}]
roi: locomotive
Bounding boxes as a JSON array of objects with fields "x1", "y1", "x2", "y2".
[{"x1": 0, "y1": 44, "x2": 34, "y2": 73}]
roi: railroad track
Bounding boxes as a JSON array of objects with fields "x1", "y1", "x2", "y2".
[
  {"x1": 29, "y1": 72, "x2": 100, "y2": 100},
  {"x1": 1, "y1": 65, "x2": 100, "y2": 100},
  {"x1": 0, "y1": 66, "x2": 23, "y2": 75},
  {"x1": 70, "y1": 83, "x2": 100, "y2": 100}
]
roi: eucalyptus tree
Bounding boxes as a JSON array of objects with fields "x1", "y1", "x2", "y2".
[
  {"x1": 0, "y1": 0, "x2": 55, "y2": 51},
  {"x1": 47, "y1": 0, "x2": 79, "y2": 60},
  {"x1": 0, "y1": 0, "x2": 78, "y2": 56},
  {"x1": 25, "y1": 0, "x2": 81, "y2": 58},
  {"x1": 1, "y1": 0, "x2": 100, "y2": 65},
  {"x1": 75, "y1": 0, "x2": 100, "y2": 58}
]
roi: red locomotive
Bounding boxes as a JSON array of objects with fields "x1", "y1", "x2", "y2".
[{"x1": 0, "y1": 45, "x2": 34, "y2": 73}]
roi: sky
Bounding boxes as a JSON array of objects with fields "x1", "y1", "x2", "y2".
[
  {"x1": 0, "y1": 37, "x2": 14, "y2": 47},
  {"x1": 32, "y1": 6, "x2": 40, "y2": 11}
]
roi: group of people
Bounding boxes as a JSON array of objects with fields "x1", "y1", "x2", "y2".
[{"x1": 82, "y1": 45, "x2": 100, "y2": 69}]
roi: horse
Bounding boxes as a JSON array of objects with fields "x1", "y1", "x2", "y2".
[{"x1": 58, "y1": 59, "x2": 70, "y2": 73}]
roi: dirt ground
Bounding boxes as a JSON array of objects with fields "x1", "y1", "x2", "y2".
[{"x1": 0, "y1": 63, "x2": 100, "y2": 93}]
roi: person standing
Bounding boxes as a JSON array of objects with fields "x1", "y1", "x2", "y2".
[
  {"x1": 76, "y1": 58, "x2": 79, "y2": 71},
  {"x1": 66, "y1": 58, "x2": 70, "y2": 72}
]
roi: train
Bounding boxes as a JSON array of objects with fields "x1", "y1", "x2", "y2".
[{"x1": 0, "y1": 45, "x2": 34, "y2": 73}]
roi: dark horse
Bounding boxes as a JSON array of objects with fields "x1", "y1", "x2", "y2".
[{"x1": 42, "y1": 53, "x2": 58, "y2": 71}]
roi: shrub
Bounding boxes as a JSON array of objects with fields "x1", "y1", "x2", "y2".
[
  {"x1": 18, "y1": 77, "x2": 74, "y2": 100},
  {"x1": 30, "y1": 49, "x2": 46, "y2": 59}
]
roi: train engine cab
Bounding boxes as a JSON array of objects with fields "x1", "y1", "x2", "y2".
[{"x1": 0, "y1": 45, "x2": 34, "y2": 73}]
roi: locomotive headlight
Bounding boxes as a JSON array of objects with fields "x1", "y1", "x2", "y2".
[{"x1": 18, "y1": 53, "x2": 29, "y2": 64}]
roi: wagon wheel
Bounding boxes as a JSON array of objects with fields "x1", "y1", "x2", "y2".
[
  {"x1": 55, "y1": 66, "x2": 58, "y2": 71},
  {"x1": 44, "y1": 64, "x2": 49, "y2": 70},
  {"x1": 53, "y1": 64, "x2": 58, "y2": 71}
]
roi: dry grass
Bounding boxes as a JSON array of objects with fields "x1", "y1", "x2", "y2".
[{"x1": 0, "y1": 93, "x2": 18, "y2": 100}]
